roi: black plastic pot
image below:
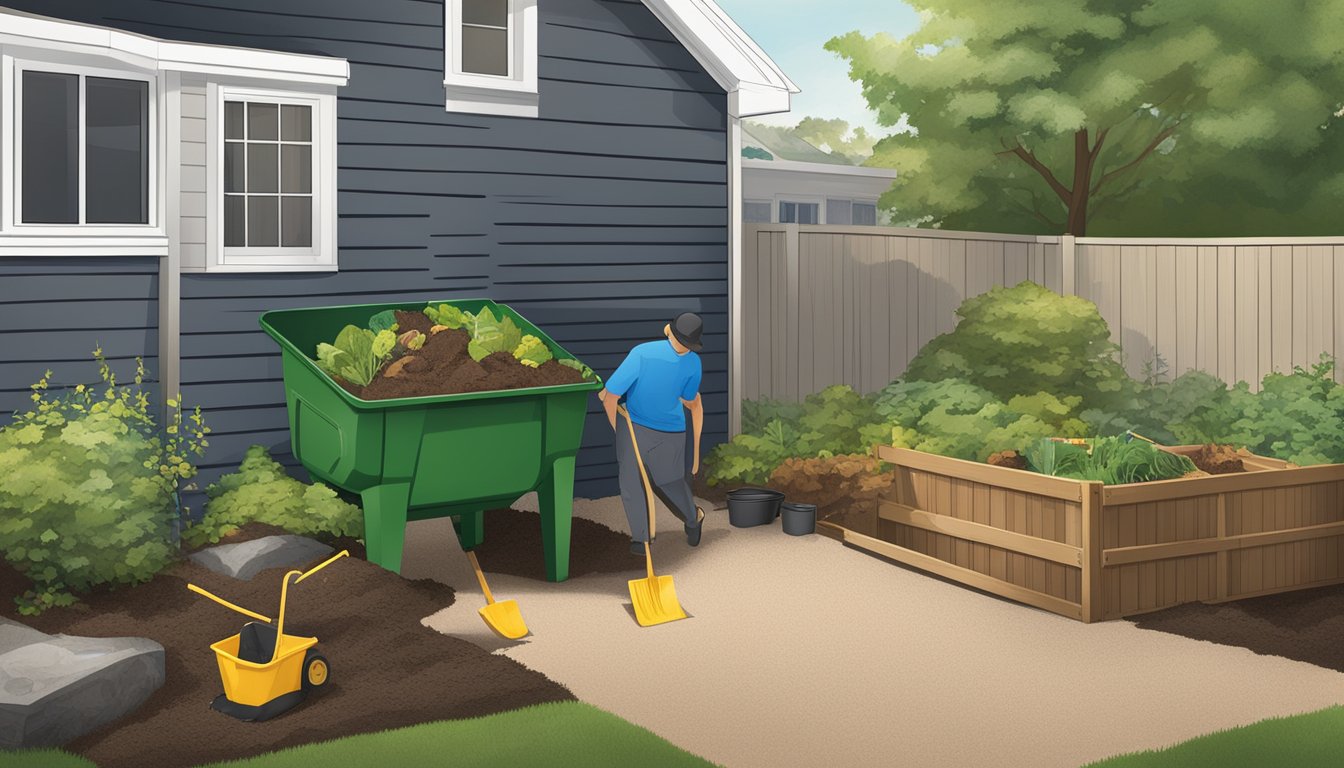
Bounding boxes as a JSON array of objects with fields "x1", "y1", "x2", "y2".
[
  {"x1": 727, "y1": 487, "x2": 784, "y2": 528},
  {"x1": 780, "y1": 502, "x2": 817, "y2": 536}
]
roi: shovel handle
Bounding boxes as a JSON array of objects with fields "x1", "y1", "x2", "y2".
[
  {"x1": 466, "y1": 549, "x2": 496, "y2": 605},
  {"x1": 618, "y1": 405, "x2": 658, "y2": 540}
]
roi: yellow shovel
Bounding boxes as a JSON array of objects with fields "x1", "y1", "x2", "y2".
[
  {"x1": 620, "y1": 406, "x2": 687, "y2": 627},
  {"x1": 465, "y1": 549, "x2": 529, "y2": 640}
]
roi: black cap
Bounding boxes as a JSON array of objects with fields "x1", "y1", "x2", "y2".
[{"x1": 670, "y1": 312, "x2": 703, "y2": 351}]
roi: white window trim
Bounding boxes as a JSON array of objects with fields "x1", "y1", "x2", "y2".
[
  {"x1": 776, "y1": 195, "x2": 823, "y2": 226},
  {"x1": 0, "y1": 51, "x2": 168, "y2": 255},
  {"x1": 443, "y1": 0, "x2": 538, "y2": 118},
  {"x1": 206, "y1": 83, "x2": 336, "y2": 273}
]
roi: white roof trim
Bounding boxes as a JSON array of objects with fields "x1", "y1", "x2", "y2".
[
  {"x1": 641, "y1": 0, "x2": 797, "y2": 118},
  {"x1": 743, "y1": 158, "x2": 897, "y2": 179},
  {"x1": 0, "y1": 6, "x2": 349, "y2": 86}
]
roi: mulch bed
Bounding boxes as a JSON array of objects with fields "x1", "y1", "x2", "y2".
[
  {"x1": 1130, "y1": 583, "x2": 1344, "y2": 673},
  {"x1": 0, "y1": 527, "x2": 572, "y2": 768},
  {"x1": 332, "y1": 310, "x2": 585, "y2": 401}
]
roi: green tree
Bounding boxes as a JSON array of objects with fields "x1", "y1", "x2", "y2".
[{"x1": 828, "y1": 1, "x2": 1344, "y2": 235}]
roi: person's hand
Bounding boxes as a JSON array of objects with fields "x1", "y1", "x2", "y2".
[{"x1": 691, "y1": 454, "x2": 700, "y2": 475}]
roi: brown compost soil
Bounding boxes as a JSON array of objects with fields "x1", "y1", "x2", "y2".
[
  {"x1": 1188, "y1": 443, "x2": 1247, "y2": 475},
  {"x1": 1131, "y1": 583, "x2": 1344, "y2": 674},
  {"x1": 0, "y1": 527, "x2": 572, "y2": 768},
  {"x1": 471, "y1": 507, "x2": 643, "y2": 580},
  {"x1": 986, "y1": 450, "x2": 1029, "y2": 470},
  {"x1": 332, "y1": 311, "x2": 585, "y2": 400},
  {"x1": 768, "y1": 454, "x2": 898, "y2": 521}
]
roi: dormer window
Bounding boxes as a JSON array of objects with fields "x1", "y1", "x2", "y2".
[{"x1": 444, "y1": 0, "x2": 538, "y2": 117}]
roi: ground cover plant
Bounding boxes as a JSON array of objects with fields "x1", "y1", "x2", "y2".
[
  {"x1": 315, "y1": 305, "x2": 594, "y2": 401},
  {"x1": 705, "y1": 282, "x2": 1344, "y2": 490},
  {"x1": 1084, "y1": 705, "x2": 1344, "y2": 768},
  {"x1": 0, "y1": 352, "x2": 208, "y2": 614},
  {"x1": 183, "y1": 445, "x2": 363, "y2": 547}
]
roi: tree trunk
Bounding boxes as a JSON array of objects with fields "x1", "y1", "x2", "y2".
[{"x1": 1066, "y1": 129, "x2": 1094, "y2": 236}]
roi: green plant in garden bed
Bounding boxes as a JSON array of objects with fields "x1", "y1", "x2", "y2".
[
  {"x1": 0, "y1": 352, "x2": 209, "y2": 614},
  {"x1": 1025, "y1": 437, "x2": 1196, "y2": 484},
  {"x1": 183, "y1": 445, "x2": 363, "y2": 547}
]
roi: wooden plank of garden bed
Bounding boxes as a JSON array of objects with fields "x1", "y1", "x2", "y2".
[
  {"x1": 1103, "y1": 520, "x2": 1344, "y2": 566},
  {"x1": 877, "y1": 500, "x2": 1082, "y2": 567},
  {"x1": 831, "y1": 523, "x2": 1086, "y2": 621},
  {"x1": 1102, "y1": 463, "x2": 1344, "y2": 505},
  {"x1": 874, "y1": 445, "x2": 1085, "y2": 502}
]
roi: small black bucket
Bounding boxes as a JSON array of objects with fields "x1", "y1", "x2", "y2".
[
  {"x1": 727, "y1": 487, "x2": 784, "y2": 528},
  {"x1": 780, "y1": 502, "x2": 817, "y2": 536}
]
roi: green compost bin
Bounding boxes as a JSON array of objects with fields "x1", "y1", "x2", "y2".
[{"x1": 259, "y1": 298, "x2": 602, "y2": 581}]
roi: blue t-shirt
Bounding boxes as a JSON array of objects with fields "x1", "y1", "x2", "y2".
[{"x1": 605, "y1": 340, "x2": 701, "y2": 432}]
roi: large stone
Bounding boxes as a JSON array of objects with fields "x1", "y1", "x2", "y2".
[
  {"x1": 188, "y1": 534, "x2": 334, "y2": 581},
  {"x1": 0, "y1": 618, "x2": 165, "y2": 749}
]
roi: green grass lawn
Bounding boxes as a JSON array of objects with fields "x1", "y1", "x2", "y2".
[
  {"x1": 1086, "y1": 705, "x2": 1344, "y2": 767},
  {"x1": 0, "y1": 702, "x2": 716, "y2": 768}
]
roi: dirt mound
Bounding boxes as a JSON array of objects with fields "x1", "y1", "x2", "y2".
[
  {"x1": 471, "y1": 508, "x2": 642, "y2": 581},
  {"x1": 1132, "y1": 583, "x2": 1344, "y2": 674},
  {"x1": 1189, "y1": 444, "x2": 1246, "y2": 475},
  {"x1": 0, "y1": 540, "x2": 570, "y2": 768},
  {"x1": 768, "y1": 454, "x2": 897, "y2": 520},
  {"x1": 986, "y1": 450, "x2": 1028, "y2": 470},
  {"x1": 335, "y1": 310, "x2": 586, "y2": 401}
]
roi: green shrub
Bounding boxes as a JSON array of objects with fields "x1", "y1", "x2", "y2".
[
  {"x1": 0, "y1": 353, "x2": 208, "y2": 614},
  {"x1": 741, "y1": 396, "x2": 806, "y2": 434},
  {"x1": 185, "y1": 445, "x2": 363, "y2": 547},
  {"x1": 872, "y1": 378, "x2": 1057, "y2": 461},
  {"x1": 1194, "y1": 357, "x2": 1344, "y2": 465},
  {"x1": 904, "y1": 282, "x2": 1134, "y2": 422}
]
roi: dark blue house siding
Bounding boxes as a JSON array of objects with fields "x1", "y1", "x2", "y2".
[
  {"x1": 0, "y1": 258, "x2": 159, "y2": 420},
  {"x1": 7, "y1": 0, "x2": 729, "y2": 501}
]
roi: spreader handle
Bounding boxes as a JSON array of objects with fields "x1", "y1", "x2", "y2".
[
  {"x1": 295, "y1": 549, "x2": 350, "y2": 584},
  {"x1": 186, "y1": 583, "x2": 272, "y2": 623}
]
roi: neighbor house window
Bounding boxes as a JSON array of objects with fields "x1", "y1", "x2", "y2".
[
  {"x1": 444, "y1": 0, "x2": 539, "y2": 117},
  {"x1": 16, "y1": 65, "x2": 153, "y2": 226},
  {"x1": 853, "y1": 202, "x2": 878, "y2": 226},
  {"x1": 779, "y1": 201, "x2": 818, "y2": 225},
  {"x1": 826, "y1": 198, "x2": 853, "y2": 226},
  {"x1": 210, "y1": 86, "x2": 336, "y2": 271},
  {"x1": 744, "y1": 201, "x2": 772, "y2": 223}
]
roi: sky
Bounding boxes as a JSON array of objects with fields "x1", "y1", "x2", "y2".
[{"x1": 714, "y1": 0, "x2": 920, "y2": 137}]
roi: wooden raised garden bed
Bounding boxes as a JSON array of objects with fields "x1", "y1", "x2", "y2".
[{"x1": 818, "y1": 444, "x2": 1344, "y2": 622}]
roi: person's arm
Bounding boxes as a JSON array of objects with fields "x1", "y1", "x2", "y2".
[
  {"x1": 681, "y1": 393, "x2": 704, "y2": 474},
  {"x1": 600, "y1": 388, "x2": 619, "y2": 431}
]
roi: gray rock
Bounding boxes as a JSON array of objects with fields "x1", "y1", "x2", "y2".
[
  {"x1": 0, "y1": 618, "x2": 165, "y2": 748},
  {"x1": 189, "y1": 534, "x2": 334, "y2": 581}
]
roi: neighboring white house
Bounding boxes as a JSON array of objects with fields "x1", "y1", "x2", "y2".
[{"x1": 741, "y1": 123, "x2": 897, "y2": 226}]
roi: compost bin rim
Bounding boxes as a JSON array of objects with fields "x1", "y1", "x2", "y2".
[{"x1": 259, "y1": 298, "x2": 604, "y2": 410}]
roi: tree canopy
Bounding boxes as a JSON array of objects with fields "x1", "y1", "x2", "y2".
[{"x1": 828, "y1": 1, "x2": 1344, "y2": 236}]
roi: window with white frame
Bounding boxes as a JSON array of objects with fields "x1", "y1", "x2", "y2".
[
  {"x1": 444, "y1": 0, "x2": 539, "y2": 117},
  {"x1": 210, "y1": 86, "x2": 336, "y2": 271},
  {"x1": 743, "y1": 201, "x2": 772, "y2": 223},
  {"x1": 825, "y1": 198, "x2": 880, "y2": 226},
  {"x1": 779, "y1": 200, "x2": 818, "y2": 225},
  {"x1": 12, "y1": 61, "x2": 155, "y2": 227},
  {"x1": 853, "y1": 202, "x2": 878, "y2": 226}
]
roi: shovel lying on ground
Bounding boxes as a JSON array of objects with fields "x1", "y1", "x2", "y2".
[
  {"x1": 465, "y1": 548, "x2": 529, "y2": 640},
  {"x1": 619, "y1": 406, "x2": 688, "y2": 627}
]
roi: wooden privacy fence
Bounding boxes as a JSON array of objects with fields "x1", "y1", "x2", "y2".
[
  {"x1": 740, "y1": 225, "x2": 1344, "y2": 404},
  {"x1": 817, "y1": 445, "x2": 1344, "y2": 622}
]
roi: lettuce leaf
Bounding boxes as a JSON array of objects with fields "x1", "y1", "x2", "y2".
[
  {"x1": 558, "y1": 358, "x2": 596, "y2": 380},
  {"x1": 313, "y1": 325, "x2": 396, "y2": 387},
  {"x1": 425, "y1": 303, "x2": 469, "y2": 330},
  {"x1": 368, "y1": 310, "x2": 399, "y2": 334},
  {"x1": 514, "y1": 335, "x2": 553, "y2": 368},
  {"x1": 467, "y1": 307, "x2": 524, "y2": 362}
]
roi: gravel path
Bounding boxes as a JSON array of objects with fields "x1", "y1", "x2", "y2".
[{"x1": 410, "y1": 496, "x2": 1344, "y2": 768}]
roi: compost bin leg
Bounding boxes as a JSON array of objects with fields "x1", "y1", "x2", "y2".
[
  {"x1": 538, "y1": 455, "x2": 576, "y2": 582},
  {"x1": 454, "y1": 511, "x2": 485, "y2": 550},
  {"x1": 361, "y1": 483, "x2": 410, "y2": 573}
]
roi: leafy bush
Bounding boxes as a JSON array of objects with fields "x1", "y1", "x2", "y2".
[
  {"x1": 904, "y1": 282, "x2": 1134, "y2": 423},
  {"x1": 1024, "y1": 437, "x2": 1197, "y2": 484},
  {"x1": 706, "y1": 385, "x2": 880, "y2": 486},
  {"x1": 741, "y1": 396, "x2": 806, "y2": 434},
  {"x1": 184, "y1": 445, "x2": 363, "y2": 547},
  {"x1": 0, "y1": 352, "x2": 208, "y2": 614},
  {"x1": 871, "y1": 379, "x2": 1058, "y2": 461}
]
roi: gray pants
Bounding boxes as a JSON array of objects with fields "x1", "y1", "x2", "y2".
[{"x1": 616, "y1": 414, "x2": 697, "y2": 543}]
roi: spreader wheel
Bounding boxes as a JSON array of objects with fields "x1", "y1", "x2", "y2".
[{"x1": 302, "y1": 651, "x2": 330, "y2": 692}]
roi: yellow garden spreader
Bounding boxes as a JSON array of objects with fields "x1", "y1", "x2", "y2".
[{"x1": 187, "y1": 550, "x2": 349, "y2": 721}]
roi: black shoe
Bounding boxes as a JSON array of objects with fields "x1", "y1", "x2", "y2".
[
  {"x1": 630, "y1": 540, "x2": 646, "y2": 556},
  {"x1": 685, "y1": 507, "x2": 705, "y2": 547}
]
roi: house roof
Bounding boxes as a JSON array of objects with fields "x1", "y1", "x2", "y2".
[
  {"x1": 742, "y1": 123, "x2": 855, "y2": 166},
  {"x1": 641, "y1": 0, "x2": 798, "y2": 118},
  {"x1": 0, "y1": 5, "x2": 350, "y2": 85}
]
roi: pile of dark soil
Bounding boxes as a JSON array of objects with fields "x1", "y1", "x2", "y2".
[
  {"x1": 768, "y1": 454, "x2": 897, "y2": 521},
  {"x1": 1132, "y1": 583, "x2": 1344, "y2": 674},
  {"x1": 986, "y1": 450, "x2": 1028, "y2": 470},
  {"x1": 333, "y1": 311, "x2": 586, "y2": 401},
  {"x1": 0, "y1": 535, "x2": 571, "y2": 768},
  {"x1": 1188, "y1": 443, "x2": 1247, "y2": 475},
  {"x1": 472, "y1": 507, "x2": 643, "y2": 580}
]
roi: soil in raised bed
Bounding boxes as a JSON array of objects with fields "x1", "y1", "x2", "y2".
[
  {"x1": 0, "y1": 534, "x2": 571, "y2": 768},
  {"x1": 1131, "y1": 583, "x2": 1344, "y2": 674},
  {"x1": 1188, "y1": 443, "x2": 1247, "y2": 475},
  {"x1": 986, "y1": 450, "x2": 1029, "y2": 470},
  {"x1": 332, "y1": 310, "x2": 586, "y2": 401}
]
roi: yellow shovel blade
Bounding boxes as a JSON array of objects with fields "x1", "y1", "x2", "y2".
[
  {"x1": 478, "y1": 599, "x2": 529, "y2": 640},
  {"x1": 628, "y1": 574, "x2": 688, "y2": 627}
]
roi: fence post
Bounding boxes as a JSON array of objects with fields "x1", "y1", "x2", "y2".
[{"x1": 1060, "y1": 234, "x2": 1077, "y2": 296}]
